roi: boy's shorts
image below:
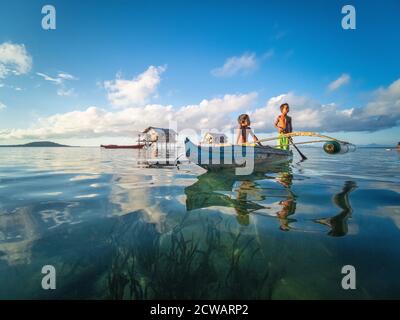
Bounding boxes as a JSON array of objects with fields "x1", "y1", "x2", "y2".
[{"x1": 278, "y1": 134, "x2": 289, "y2": 150}]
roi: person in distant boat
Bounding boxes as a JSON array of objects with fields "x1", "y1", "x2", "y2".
[
  {"x1": 274, "y1": 103, "x2": 293, "y2": 150},
  {"x1": 236, "y1": 114, "x2": 261, "y2": 145}
]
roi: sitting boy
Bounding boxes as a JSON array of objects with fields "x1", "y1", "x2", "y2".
[{"x1": 236, "y1": 114, "x2": 260, "y2": 145}]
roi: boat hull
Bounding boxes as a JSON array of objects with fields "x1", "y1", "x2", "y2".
[
  {"x1": 101, "y1": 144, "x2": 145, "y2": 149},
  {"x1": 184, "y1": 138, "x2": 292, "y2": 171}
]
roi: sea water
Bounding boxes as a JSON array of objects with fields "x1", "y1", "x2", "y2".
[{"x1": 0, "y1": 146, "x2": 399, "y2": 299}]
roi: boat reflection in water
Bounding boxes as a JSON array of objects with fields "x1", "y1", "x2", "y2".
[
  {"x1": 185, "y1": 165, "x2": 356, "y2": 235},
  {"x1": 185, "y1": 163, "x2": 295, "y2": 228}
]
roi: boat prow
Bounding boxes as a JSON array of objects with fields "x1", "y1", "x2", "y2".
[{"x1": 184, "y1": 138, "x2": 292, "y2": 172}]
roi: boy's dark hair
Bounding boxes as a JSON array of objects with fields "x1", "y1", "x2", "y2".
[
  {"x1": 238, "y1": 114, "x2": 250, "y2": 124},
  {"x1": 280, "y1": 103, "x2": 289, "y2": 111}
]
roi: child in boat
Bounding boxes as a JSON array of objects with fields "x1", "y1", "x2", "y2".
[
  {"x1": 236, "y1": 114, "x2": 260, "y2": 145},
  {"x1": 274, "y1": 103, "x2": 293, "y2": 150}
]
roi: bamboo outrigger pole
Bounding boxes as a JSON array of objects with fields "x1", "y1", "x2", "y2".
[
  {"x1": 274, "y1": 139, "x2": 341, "y2": 146},
  {"x1": 255, "y1": 131, "x2": 351, "y2": 144}
]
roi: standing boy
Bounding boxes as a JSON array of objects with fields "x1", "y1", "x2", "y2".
[{"x1": 274, "y1": 103, "x2": 292, "y2": 150}]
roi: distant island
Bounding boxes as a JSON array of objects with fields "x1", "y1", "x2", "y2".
[
  {"x1": 0, "y1": 141, "x2": 71, "y2": 147},
  {"x1": 358, "y1": 143, "x2": 397, "y2": 149}
]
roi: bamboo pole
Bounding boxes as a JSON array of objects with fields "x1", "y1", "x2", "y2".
[
  {"x1": 271, "y1": 139, "x2": 339, "y2": 146},
  {"x1": 255, "y1": 131, "x2": 353, "y2": 144}
]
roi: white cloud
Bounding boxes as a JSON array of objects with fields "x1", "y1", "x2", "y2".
[
  {"x1": 37, "y1": 71, "x2": 77, "y2": 96},
  {"x1": 0, "y1": 83, "x2": 23, "y2": 91},
  {"x1": 0, "y1": 93, "x2": 257, "y2": 140},
  {"x1": 0, "y1": 65, "x2": 6, "y2": 78},
  {"x1": 57, "y1": 88, "x2": 75, "y2": 96},
  {"x1": 250, "y1": 93, "x2": 353, "y2": 132},
  {"x1": 37, "y1": 72, "x2": 62, "y2": 84},
  {"x1": 362, "y1": 79, "x2": 400, "y2": 117},
  {"x1": 178, "y1": 92, "x2": 258, "y2": 131},
  {"x1": 328, "y1": 73, "x2": 350, "y2": 91},
  {"x1": 0, "y1": 102, "x2": 6, "y2": 110},
  {"x1": 211, "y1": 53, "x2": 257, "y2": 77},
  {"x1": 251, "y1": 78, "x2": 400, "y2": 132},
  {"x1": 0, "y1": 42, "x2": 32, "y2": 78},
  {"x1": 57, "y1": 72, "x2": 77, "y2": 81},
  {"x1": 104, "y1": 65, "x2": 166, "y2": 108},
  {"x1": 37, "y1": 72, "x2": 77, "y2": 84},
  {"x1": 1, "y1": 77, "x2": 399, "y2": 141}
]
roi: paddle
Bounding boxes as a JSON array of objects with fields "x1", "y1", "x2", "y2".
[
  {"x1": 254, "y1": 135, "x2": 263, "y2": 146},
  {"x1": 289, "y1": 137, "x2": 307, "y2": 161}
]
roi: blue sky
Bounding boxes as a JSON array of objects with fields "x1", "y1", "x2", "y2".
[{"x1": 0, "y1": 0, "x2": 399, "y2": 145}]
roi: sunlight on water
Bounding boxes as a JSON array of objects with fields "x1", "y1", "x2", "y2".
[{"x1": 0, "y1": 146, "x2": 399, "y2": 299}]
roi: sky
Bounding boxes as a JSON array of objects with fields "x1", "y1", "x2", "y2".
[{"x1": 0, "y1": 0, "x2": 399, "y2": 146}]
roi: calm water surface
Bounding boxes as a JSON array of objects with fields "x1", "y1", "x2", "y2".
[{"x1": 0, "y1": 146, "x2": 399, "y2": 299}]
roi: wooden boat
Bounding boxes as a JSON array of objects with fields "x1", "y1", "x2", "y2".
[
  {"x1": 184, "y1": 138, "x2": 292, "y2": 171},
  {"x1": 100, "y1": 144, "x2": 145, "y2": 149}
]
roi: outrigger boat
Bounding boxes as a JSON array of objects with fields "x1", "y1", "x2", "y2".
[
  {"x1": 185, "y1": 131, "x2": 356, "y2": 171},
  {"x1": 101, "y1": 133, "x2": 148, "y2": 149},
  {"x1": 100, "y1": 144, "x2": 145, "y2": 149}
]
